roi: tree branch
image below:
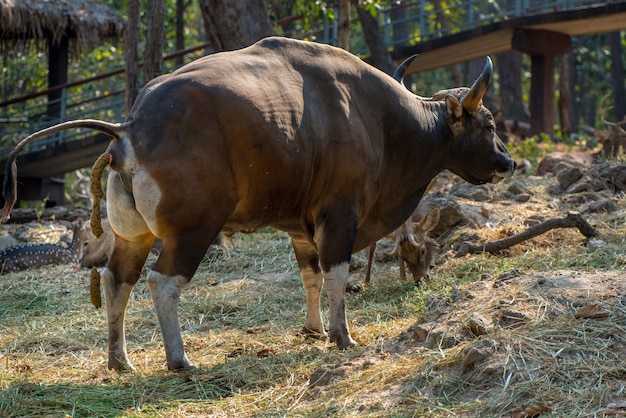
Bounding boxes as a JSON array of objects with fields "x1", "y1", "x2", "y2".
[{"x1": 455, "y1": 212, "x2": 598, "y2": 257}]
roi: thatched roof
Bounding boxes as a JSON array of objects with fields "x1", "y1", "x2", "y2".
[{"x1": 0, "y1": 0, "x2": 126, "y2": 55}]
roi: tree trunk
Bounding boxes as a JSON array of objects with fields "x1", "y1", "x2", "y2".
[
  {"x1": 356, "y1": 5, "x2": 395, "y2": 75},
  {"x1": 496, "y1": 50, "x2": 527, "y2": 122},
  {"x1": 175, "y1": 0, "x2": 185, "y2": 65},
  {"x1": 558, "y1": 54, "x2": 571, "y2": 136},
  {"x1": 609, "y1": 31, "x2": 626, "y2": 121},
  {"x1": 431, "y1": 0, "x2": 462, "y2": 86},
  {"x1": 566, "y1": 52, "x2": 579, "y2": 133},
  {"x1": 337, "y1": 0, "x2": 350, "y2": 50},
  {"x1": 125, "y1": 0, "x2": 140, "y2": 113},
  {"x1": 144, "y1": 0, "x2": 166, "y2": 83},
  {"x1": 199, "y1": 0, "x2": 273, "y2": 52}
]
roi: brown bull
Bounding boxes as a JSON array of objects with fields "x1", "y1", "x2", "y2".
[{"x1": 1, "y1": 37, "x2": 516, "y2": 371}]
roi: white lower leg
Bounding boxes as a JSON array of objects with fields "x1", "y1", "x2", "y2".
[
  {"x1": 101, "y1": 268, "x2": 135, "y2": 371},
  {"x1": 146, "y1": 270, "x2": 192, "y2": 370},
  {"x1": 324, "y1": 262, "x2": 356, "y2": 349},
  {"x1": 300, "y1": 267, "x2": 326, "y2": 337}
]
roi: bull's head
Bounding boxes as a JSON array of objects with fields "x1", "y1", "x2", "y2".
[{"x1": 394, "y1": 56, "x2": 516, "y2": 185}]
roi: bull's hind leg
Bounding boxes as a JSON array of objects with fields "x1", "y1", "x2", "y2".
[
  {"x1": 148, "y1": 229, "x2": 220, "y2": 371},
  {"x1": 103, "y1": 237, "x2": 155, "y2": 371},
  {"x1": 104, "y1": 172, "x2": 156, "y2": 371}
]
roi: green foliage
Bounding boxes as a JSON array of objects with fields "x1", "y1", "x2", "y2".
[{"x1": 510, "y1": 134, "x2": 554, "y2": 169}]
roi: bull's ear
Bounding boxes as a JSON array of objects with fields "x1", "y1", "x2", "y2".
[
  {"x1": 446, "y1": 95, "x2": 463, "y2": 120},
  {"x1": 446, "y1": 95, "x2": 464, "y2": 134},
  {"x1": 461, "y1": 56, "x2": 492, "y2": 115}
]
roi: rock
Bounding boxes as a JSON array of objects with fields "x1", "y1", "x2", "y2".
[
  {"x1": 449, "y1": 182, "x2": 491, "y2": 201},
  {"x1": 586, "y1": 198, "x2": 617, "y2": 213},
  {"x1": 420, "y1": 192, "x2": 465, "y2": 235},
  {"x1": 536, "y1": 152, "x2": 594, "y2": 176},
  {"x1": 466, "y1": 313, "x2": 492, "y2": 337},
  {"x1": 461, "y1": 345, "x2": 492, "y2": 372},
  {"x1": 556, "y1": 166, "x2": 584, "y2": 189}
]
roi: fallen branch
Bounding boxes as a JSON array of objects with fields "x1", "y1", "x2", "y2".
[{"x1": 455, "y1": 212, "x2": 598, "y2": 257}]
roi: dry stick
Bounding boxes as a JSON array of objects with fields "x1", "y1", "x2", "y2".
[{"x1": 455, "y1": 212, "x2": 598, "y2": 257}]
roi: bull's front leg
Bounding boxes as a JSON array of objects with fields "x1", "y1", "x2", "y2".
[
  {"x1": 323, "y1": 262, "x2": 356, "y2": 349},
  {"x1": 313, "y1": 202, "x2": 358, "y2": 349}
]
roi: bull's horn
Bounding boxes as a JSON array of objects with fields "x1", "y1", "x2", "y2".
[
  {"x1": 393, "y1": 54, "x2": 418, "y2": 86},
  {"x1": 461, "y1": 56, "x2": 492, "y2": 115}
]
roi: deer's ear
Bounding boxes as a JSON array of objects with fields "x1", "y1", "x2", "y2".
[{"x1": 417, "y1": 206, "x2": 440, "y2": 233}]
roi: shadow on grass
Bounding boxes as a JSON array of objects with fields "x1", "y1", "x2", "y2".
[{"x1": 0, "y1": 350, "x2": 303, "y2": 417}]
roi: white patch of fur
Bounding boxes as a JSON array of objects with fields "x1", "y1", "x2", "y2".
[
  {"x1": 323, "y1": 262, "x2": 355, "y2": 348},
  {"x1": 101, "y1": 267, "x2": 135, "y2": 369},
  {"x1": 131, "y1": 168, "x2": 162, "y2": 235},
  {"x1": 106, "y1": 171, "x2": 150, "y2": 240},
  {"x1": 300, "y1": 266, "x2": 326, "y2": 336},
  {"x1": 147, "y1": 270, "x2": 191, "y2": 369},
  {"x1": 106, "y1": 135, "x2": 162, "y2": 238}
]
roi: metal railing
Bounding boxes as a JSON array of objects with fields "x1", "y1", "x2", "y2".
[
  {"x1": 275, "y1": 0, "x2": 619, "y2": 51},
  {"x1": 0, "y1": 0, "x2": 619, "y2": 159},
  {"x1": 0, "y1": 44, "x2": 210, "y2": 158}
]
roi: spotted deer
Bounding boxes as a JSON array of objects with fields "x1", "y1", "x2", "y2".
[{"x1": 0, "y1": 218, "x2": 89, "y2": 274}]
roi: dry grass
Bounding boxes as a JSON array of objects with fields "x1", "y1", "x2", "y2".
[{"x1": 1, "y1": 170, "x2": 625, "y2": 417}]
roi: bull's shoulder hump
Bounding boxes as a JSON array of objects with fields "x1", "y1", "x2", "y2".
[{"x1": 174, "y1": 37, "x2": 368, "y2": 77}]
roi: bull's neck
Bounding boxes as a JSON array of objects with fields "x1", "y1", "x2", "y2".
[{"x1": 399, "y1": 98, "x2": 451, "y2": 175}]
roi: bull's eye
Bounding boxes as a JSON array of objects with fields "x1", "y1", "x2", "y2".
[{"x1": 487, "y1": 125, "x2": 495, "y2": 134}]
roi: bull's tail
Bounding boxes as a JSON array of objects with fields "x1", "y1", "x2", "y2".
[{"x1": 1, "y1": 119, "x2": 123, "y2": 223}]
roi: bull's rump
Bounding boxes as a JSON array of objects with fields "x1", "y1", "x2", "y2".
[{"x1": 116, "y1": 37, "x2": 417, "y2": 248}]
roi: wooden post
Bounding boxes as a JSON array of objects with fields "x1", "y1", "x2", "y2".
[
  {"x1": 513, "y1": 29, "x2": 572, "y2": 137},
  {"x1": 47, "y1": 35, "x2": 69, "y2": 122}
]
